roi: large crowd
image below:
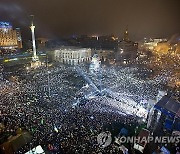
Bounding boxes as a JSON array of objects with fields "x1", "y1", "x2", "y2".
[
  {"x1": 79, "y1": 64, "x2": 168, "y2": 108},
  {"x1": 0, "y1": 63, "x2": 170, "y2": 153}
]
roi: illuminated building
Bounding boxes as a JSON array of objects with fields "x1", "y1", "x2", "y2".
[
  {"x1": 16, "y1": 28, "x2": 23, "y2": 49},
  {"x1": 154, "y1": 41, "x2": 170, "y2": 54},
  {"x1": 139, "y1": 38, "x2": 167, "y2": 51},
  {"x1": 94, "y1": 49, "x2": 115, "y2": 64},
  {"x1": 54, "y1": 46, "x2": 91, "y2": 65},
  {"x1": 0, "y1": 22, "x2": 22, "y2": 50},
  {"x1": 116, "y1": 29, "x2": 138, "y2": 63}
]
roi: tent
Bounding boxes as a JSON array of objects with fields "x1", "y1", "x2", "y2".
[
  {"x1": 154, "y1": 96, "x2": 180, "y2": 118},
  {"x1": 0, "y1": 131, "x2": 32, "y2": 154},
  {"x1": 119, "y1": 127, "x2": 128, "y2": 136},
  {"x1": 154, "y1": 96, "x2": 180, "y2": 131},
  {"x1": 25, "y1": 145, "x2": 45, "y2": 154}
]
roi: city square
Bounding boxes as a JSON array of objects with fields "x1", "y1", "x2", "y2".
[{"x1": 0, "y1": 0, "x2": 180, "y2": 153}]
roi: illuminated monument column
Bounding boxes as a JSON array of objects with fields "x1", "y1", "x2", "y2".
[{"x1": 30, "y1": 16, "x2": 38, "y2": 61}]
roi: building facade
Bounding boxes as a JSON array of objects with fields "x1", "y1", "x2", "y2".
[
  {"x1": 143, "y1": 38, "x2": 167, "y2": 51},
  {"x1": 0, "y1": 22, "x2": 22, "y2": 50},
  {"x1": 116, "y1": 29, "x2": 138, "y2": 63},
  {"x1": 15, "y1": 28, "x2": 23, "y2": 49},
  {"x1": 93, "y1": 49, "x2": 115, "y2": 64},
  {"x1": 54, "y1": 46, "x2": 91, "y2": 65}
]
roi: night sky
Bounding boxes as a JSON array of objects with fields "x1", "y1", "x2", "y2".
[{"x1": 0, "y1": 0, "x2": 180, "y2": 40}]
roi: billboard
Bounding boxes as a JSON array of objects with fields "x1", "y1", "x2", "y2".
[{"x1": 0, "y1": 22, "x2": 12, "y2": 29}]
